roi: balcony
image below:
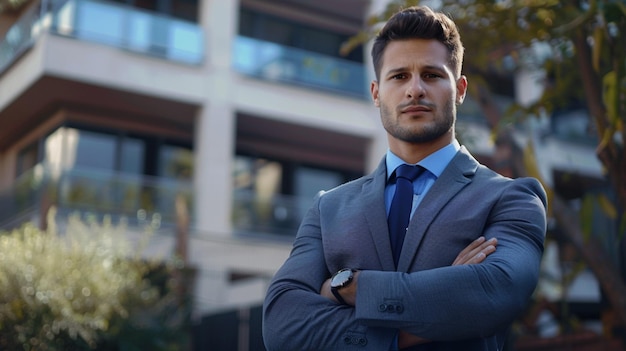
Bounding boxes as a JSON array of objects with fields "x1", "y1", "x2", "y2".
[
  {"x1": 0, "y1": 165, "x2": 305, "y2": 238},
  {"x1": 0, "y1": 0, "x2": 203, "y2": 75},
  {"x1": 232, "y1": 189, "x2": 308, "y2": 238},
  {"x1": 0, "y1": 165, "x2": 193, "y2": 230},
  {"x1": 233, "y1": 36, "x2": 368, "y2": 99}
]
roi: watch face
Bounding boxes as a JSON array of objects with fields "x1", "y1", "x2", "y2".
[{"x1": 331, "y1": 269, "x2": 353, "y2": 288}]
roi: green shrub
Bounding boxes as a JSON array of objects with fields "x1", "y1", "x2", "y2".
[{"x1": 0, "y1": 208, "x2": 192, "y2": 350}]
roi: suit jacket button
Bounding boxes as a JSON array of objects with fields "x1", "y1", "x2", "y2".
[
  {"x1": 358, "y1": 337, "x2": 367, "y2": 346},
  {"x1": 396, "y1": 305, "x2": 404, "y2": 313},
  {"x1": 343, "y1": 336, "x2": 352, "y2": 344},
  {"x1": 378, "y1": 303, "x2": 387, "y2": 312},
  {"x1": 386, "y1": 305, "x2": 395, "y2": 312}
]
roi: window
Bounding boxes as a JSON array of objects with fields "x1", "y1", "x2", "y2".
[
  {"x1": 16, "y1": 141, "x2": 40, "y2": 178},
  {"x1": 552, "y1": 108, "x2": 596, "y2": 143},
  {"x1": 120, "y1": 137, "x2": 146, "y2": 175},
  {"x1": 70, "y1": 129, "x2": 116, "y2": 172},
  {"x1": 158, "y1": 144, "x2": 193, "y2": 180},
  {"x1": 232, "y1": 154, "x2": 354, "y2": 236},
  {"x1": 37, "y1": 126, "x2": 191, "y2": 179},
  {"x1": 234, "y1": 155, "x2": 351, "y2": 198},
  {"x1": 110, "y1": 0, "x2": 198, "y2": 22},
  {"x1": 294, "y1": 166, "x2": 343, "y2": 218},
  {"x1": 238, "y1": 9, "x2": 363, "y2": 63}
]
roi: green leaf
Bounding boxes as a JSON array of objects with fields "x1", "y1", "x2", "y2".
[
  {"x1": 598, "y1": 193, "x2": 618, "y2": 219},
  {"x1": 580, "y1": 194, "x2": 595, "y2": 241},
  {"x1": 603, "y1": 71, "x2": 618, "y2": 121}
]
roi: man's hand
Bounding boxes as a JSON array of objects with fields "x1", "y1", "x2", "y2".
[
  {"x1": 452, "y1": 236, "x2": 497, "y2": 265},
  {"x1": 320, "y1": 236, "x2": 497, "y2": 306}
]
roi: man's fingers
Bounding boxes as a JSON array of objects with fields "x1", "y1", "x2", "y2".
[
  {"x1": 453, "y1": 236, "x2": 485, "y2": 265},
  {"x1": 453, "y1": 237, "x2": 497, "y2": 265},
  {"x1": 467, "y1": 243, "x2": 496, "y2": 264}
]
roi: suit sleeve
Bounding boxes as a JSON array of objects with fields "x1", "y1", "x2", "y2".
[
  {"x1": 262, "y1": 193, "x2": 397, "y2": 351},
  {"x1": 354, "y1": 177, "x2": 547, "y2": 340}
]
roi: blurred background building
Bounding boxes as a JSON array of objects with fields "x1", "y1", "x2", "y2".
[{"x1": 0, "y1": 0, "x2": 608, "y2": 349}]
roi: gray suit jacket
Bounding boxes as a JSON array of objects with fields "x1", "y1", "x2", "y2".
[{"x1": 263, "y1": 147, "x2": 547, "y2": 351}]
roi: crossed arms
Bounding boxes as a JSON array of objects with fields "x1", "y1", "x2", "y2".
[
  {"x1": 263, "y1": 177, "x2": 547, "y2": 350},
  {"x1": 319, "y1": 236, "x2": 498, "y2": 348}
]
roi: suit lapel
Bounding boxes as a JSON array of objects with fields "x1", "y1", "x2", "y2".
[
  {"x1": 397, "y1": 147, "x2": 479, "y2": 272},
  {"x1": 361, "y1": 159, "x2": 397, "y2": 271}
]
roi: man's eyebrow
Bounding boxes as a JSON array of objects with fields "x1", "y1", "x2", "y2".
[
  {"x1": 422, "y1": 64, "x2": 449, "y2": 74},
  {"x1": 384, "y1": 64, "x2": 450, "y2": 77},
  {"x1": 384, "y1": 67, "x2": 408, "y2": 76}
]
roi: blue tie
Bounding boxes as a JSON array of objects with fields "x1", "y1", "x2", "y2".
[{"x1": 388, "y1": 164, "x2": 423, "y2": 267}]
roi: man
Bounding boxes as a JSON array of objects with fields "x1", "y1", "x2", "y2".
[{"x1": 263, "y1": 5, "x2": 547, "y2": 351}]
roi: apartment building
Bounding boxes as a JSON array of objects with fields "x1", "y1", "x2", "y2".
[
  {"x1": 0, "y1": 0, "x2": 383, "y2": 348},
  {"x1": 0, "y1": 0, "x2": 608, "y2": 349}
]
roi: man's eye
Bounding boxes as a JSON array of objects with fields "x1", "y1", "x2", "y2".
[
  {"x1": 391, "y1": 74, "x2": 406, "y2": 79},
  {"x1": 424, "y1": 73, "x2": 441, "y2": 79}
]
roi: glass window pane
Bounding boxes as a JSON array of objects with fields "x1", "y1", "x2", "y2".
[
  {"x1": 16, "y1": 142, "x2": 39, "y2": 177},
  {"x1": 120, "y1": 138, "x2": 145, "y2": 175},
  {"x1": 71, "y1": 129, "x2": 116, "y2": 172},
  {"x1": 294, "y1": 167, "x2": 342, "y2": 198},
  {"x1": 158, "y1": 144, "x2": 193, "y2": 179},
  {"x1": 233, "y1": 156, "x2": 282, "y2": 195},
  {"x1": 294, "y1": 166, "x2": 343, "y2": 219},
  {"x1": 232, "y1": 155, "x2": 284, "y2": 234}
]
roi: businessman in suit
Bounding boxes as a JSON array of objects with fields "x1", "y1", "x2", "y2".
[{"x1": 263, "y1": 5, "x2": 547, "y2": 351}]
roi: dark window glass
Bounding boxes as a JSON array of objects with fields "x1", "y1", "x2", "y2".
[
  {"x1": 41, "y1": 127, "x2": 192, "y2": 179},
  {"x1": 120, "y1": 137, "x2": 146, "y2": 175},
  {"x1": 294, "y1": 166, "x2": 343, "y2": 218},
  {"x1": 294, "y1": 166, "x2": 342, "y2": 198},
  {"x1": 233, "y1": 156, "x2": 282, "y2": 196},
  {"x1": 238, "y1": 9, "x2": 363, "y2": 63},
  {"x1": 234, "y1": 155, "x2": 346, "y2": 197},
  {"x1": 552, "y1": 108, "x2": 596, "y2": 143},
  {"x1": 232, "y1": 154, "x2": 352, "y2": 236},
  {"x1": 296, "y1": 27, "x2": 342, "y2": 57},
  {"x1": 108, "y1": 0, "x2": 198, "y2": 22},
  {"x1": 16, "y1": 142, "x2": 40, "y2": 177},
  {"x1": 158, "y1": 144, "x2": 193, "y2": 180},
  {"x1": 171, "y1": 0, "x2": 198, "y2": 22},
  {"x1": 72, "y1": 129, "x2": 116, "y2": 172}
]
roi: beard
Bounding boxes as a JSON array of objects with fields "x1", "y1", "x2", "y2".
[{"x1": 380, "y1": 99, "x2": 455, "y2": 144}]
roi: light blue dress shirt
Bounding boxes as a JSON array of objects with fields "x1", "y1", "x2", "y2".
[{"x1": 385, "y1": 140, "x2": 461, "y2": 218}]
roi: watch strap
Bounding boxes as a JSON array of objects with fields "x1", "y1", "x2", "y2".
[{"x1": 331, "y1": 287, "x2": 348, "y2": 305}]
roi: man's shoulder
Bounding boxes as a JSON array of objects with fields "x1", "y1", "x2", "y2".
[
  {"x1": 471, "y1": 164, "x2": 547, "y2": 202},
  {"x1": 319, "y1": 173, "x2": 373, "y2": 198}
]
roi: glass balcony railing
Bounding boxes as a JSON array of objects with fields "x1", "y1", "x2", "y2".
[
  {"x1": 0, "y1": 165, "x2": 193, "y2": 230},
  {"x1": 0, "y1": 0, "x2": 203, "y2": 75},
  {"x1": 232, "y1": 189, "x2": 309, "y2": 238},
  {"x1": 233, "y1": 36, "x2": 368, "y2": 99},
  {"x1": 0, "y1": 4, "x2": 40, "y2": 74},
  {"x1": 0, "y1": 165, "x2": 306, "y2": 237}
]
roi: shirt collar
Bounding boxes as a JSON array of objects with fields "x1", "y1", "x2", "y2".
[{"x1": 386, "y1": 139, "x2": 460, "y2": 180}]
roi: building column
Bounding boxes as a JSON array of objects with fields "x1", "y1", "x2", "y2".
[
  {"x1": 193, "y1": 0, "x2": 240, "y2": 235},
  {"x1": 365, "y1": 0, "x2": 389, "y2": 172}
]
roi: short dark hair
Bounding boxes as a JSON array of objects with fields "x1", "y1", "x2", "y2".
[{"x1": 371, "y1": 6, "x2": 464, "y2": 80}]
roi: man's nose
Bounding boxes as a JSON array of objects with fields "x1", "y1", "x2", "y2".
[{"x1": 406, "y1": 77, "x2": 425, "y2": 99}]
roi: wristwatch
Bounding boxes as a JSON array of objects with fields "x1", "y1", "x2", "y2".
[{"x1": 330, "y1": 268, "x2": 356, "y2": 305}]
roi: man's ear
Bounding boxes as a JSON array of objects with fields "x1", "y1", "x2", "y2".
[
  {"x1": 371, "y1": 80, "x2": 380, "y2": 107},
  {"x1": 456, "y1": 75, "x2": 467, "y2": 105}
]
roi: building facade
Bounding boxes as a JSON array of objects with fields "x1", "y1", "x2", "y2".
[
  {"x1": 0, "y1": 0, "x2": 609, "y2": 349},
  {"x1": 0, "y1": 0, "x2": 385, "y2": 348}
]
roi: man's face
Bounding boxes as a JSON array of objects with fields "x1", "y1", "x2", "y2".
[{"x1": 371, "y1": 39, "x2": 467, "y2": 147}]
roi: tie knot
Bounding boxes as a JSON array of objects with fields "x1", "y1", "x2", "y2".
[{"x1": 395, "y1": 164, "x2": 423, "y2": 181}]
